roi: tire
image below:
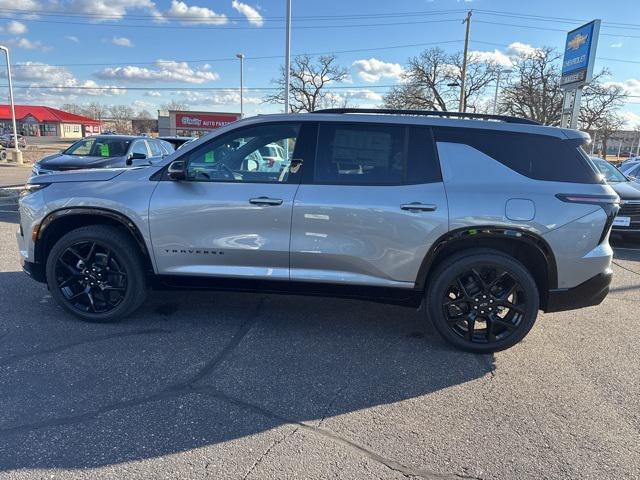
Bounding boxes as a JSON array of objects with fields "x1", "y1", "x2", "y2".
[
  {"x1": 426, "y1": 249, "x2": 539, "y2": 353},
  {"x1": 45, "y1": 225, "x2": 148, "y2": 322}
]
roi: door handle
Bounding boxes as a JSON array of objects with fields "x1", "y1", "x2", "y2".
[
  {"x1": 400, "y1": 202, "x2": 437, "y2": 212},
  {"x1": 249, "y1": 196, "x2": 283, "y2": 206}
]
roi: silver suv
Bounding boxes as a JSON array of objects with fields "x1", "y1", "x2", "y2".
[{"x1": 16, "y1": 109, "x2": 618, "y2": 352}]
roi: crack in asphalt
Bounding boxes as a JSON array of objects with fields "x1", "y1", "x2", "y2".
[
  {"x1": 0, "y1": 296, "x2": 463, "y2": 479},
  {"x1": 0, "y1": 328, "x2": 174, "y2": 368},
  {"x1": 613, "y1": 260, "x2": 640, "y2": 276},
  {"x1": 241, "y1": 425, "x2": 300, "y2": 480}
]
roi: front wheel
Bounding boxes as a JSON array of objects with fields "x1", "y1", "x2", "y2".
[
  {"x1": 426, "y1": 251, "x2": 539, "y2": 353},
  {"x1": 45, "y1": 225, "x2": 148, "y2": 322}
]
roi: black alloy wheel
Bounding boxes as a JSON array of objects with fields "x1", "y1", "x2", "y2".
[
  {"x1": 427, "y1": 251, "x2": 539, "y2": 353},
  {"x1": 54, "y1": 241, "x2": 128, "y2": 314},
  {"x1": 442, "y1": 266, "x2": 525, "y2": 344},
  {"x1": 46, "y1": 225, "x2": 147, "y2": 322}
]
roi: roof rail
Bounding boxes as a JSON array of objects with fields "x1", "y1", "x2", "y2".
[{"x1": 312, "y1": 108, "x2": 541, "y2": 125}]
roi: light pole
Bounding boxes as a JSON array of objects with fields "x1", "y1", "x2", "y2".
[
  {"x1": 236, "y1": 53, "x2": 245, "y2": 118},
  {"x1": 458, "y1": 10, "x2": 472, "y2": 113},
  {"x1": 0, "y1": 45, "x2": 22, "y2": 164},
  {"x1": 492, "y1": 68, "x2": 512, "y2": 115},
  {"x1": 284, "y1": 0, "x2": 292, "y2": 114}
]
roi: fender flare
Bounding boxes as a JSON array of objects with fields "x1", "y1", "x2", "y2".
[
  {"x1": 35, "y1": 207, "x2": 151, "y2": 266},
  {"x1": 414, "y1": 226, "x2": 558, "y2": 291}
]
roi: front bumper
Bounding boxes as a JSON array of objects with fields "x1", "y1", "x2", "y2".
[
  {"x1": 21, "y1": 258, "x2": 46, "y2": 283},
  {"x1": 544, "y1": 268, "x2": 613, "y2": 313}
]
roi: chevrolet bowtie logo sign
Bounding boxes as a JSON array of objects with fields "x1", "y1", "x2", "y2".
[{"x1": 567, "y1": 33, "x2": 588, "y2": 51}]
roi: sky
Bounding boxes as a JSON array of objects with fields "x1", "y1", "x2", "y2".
[{"x1": 0, "y1": 0, "x2": 638, "y2": 125}]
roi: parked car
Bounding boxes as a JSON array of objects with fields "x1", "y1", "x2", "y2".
[
  {"x1": 31, "y1": 135, "x2": 169, "y2": 176},
  {"x1": 17, "y1": 109, "x2": 619, "y2": 353},
  {"x1": 591, "y1": 157, "x2": 640, "y2": 238},
  {"x1": 619, "y1": 158, "x2": 640, "y2": 176},
  {"x1": 0, "y1": 133, "x2": 27, "y2": 149},
  {"x1": 158, "y1": 136, "x2": 197, "y2": 150}
]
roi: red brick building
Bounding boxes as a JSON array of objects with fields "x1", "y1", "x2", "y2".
[{"x1": 0, "y1": 105, "x2": 101, "y2": 138}]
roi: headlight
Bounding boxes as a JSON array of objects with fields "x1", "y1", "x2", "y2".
[{"x1": 20, "y1": 183, "x2": 49, "y2": 199}]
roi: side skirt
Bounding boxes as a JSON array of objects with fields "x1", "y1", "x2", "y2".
[{"x1": 150, "y1": 275, "x2": 423, "y2": 308}]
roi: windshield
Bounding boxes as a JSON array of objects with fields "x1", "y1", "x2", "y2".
[
  {"x1": 64, "y1": 137, "x2": 132, "y2": 157},
  {"x1": 592, "y1": 158, "x2": 628, "y2": 183}
]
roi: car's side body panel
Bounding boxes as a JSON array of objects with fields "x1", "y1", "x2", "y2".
[{"x1": 290, "y1": 182, "x2": 448, "y2": 287}]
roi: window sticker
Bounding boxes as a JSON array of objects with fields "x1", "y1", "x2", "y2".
[
  {"x1": 204, "y1": 151, "x2": 215, "y2": 163},
  {"x1": 100, "y1": 144, "x2": 109, "y2": 156}
]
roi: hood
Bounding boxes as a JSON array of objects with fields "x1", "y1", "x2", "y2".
[
  {"x1": 608, "y1": 181, "x2": 640, "y2": 201},
  {"x1": 29, "y1": 168, "x2": 127, "y2": 184},
  {"x1": 37, "y1": 153, "x2": 125, "y2": 170}
]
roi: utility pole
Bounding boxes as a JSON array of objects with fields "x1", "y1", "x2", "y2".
[
  {"x1": 0, "y1": 45, "x2": 22, "y2": 164},
  {"x1": 459, "y1": 10, "x2": 472, "y2": 113},
  {"x1": 236, "y1": 53, "x2": 245, "y2": 118},
  {"x1": 284, "y1": 0, "x2": 292, "y2": 114},
  {"x1": 492, "y1": 68, "x2": 512, "y2": 114}
]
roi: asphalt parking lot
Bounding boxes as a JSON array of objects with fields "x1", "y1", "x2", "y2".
[{"x1": 0, "y1": 200, "x2": 639, "y2": 480}]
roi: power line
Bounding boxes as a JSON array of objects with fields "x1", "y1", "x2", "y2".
[
  {"x1": 0, "y1": 15, "x2": 463, "y2": 30},
  {"x1": 2, "y1": 39, "x2": 464, "y2": 68}
]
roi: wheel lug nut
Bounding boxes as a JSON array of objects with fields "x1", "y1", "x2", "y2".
[
  {"x1": 475, "y1": 298, "x2": 479, "y2": 302},
  {"x1": 474, "y1": 306, "x2": 478, "y2": 310},
  {"x1": 482, "y1": 295, "x2": 487, "y2": 299}
]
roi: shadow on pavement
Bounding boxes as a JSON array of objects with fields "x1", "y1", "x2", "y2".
[{"x1": 0, "y1": 270, "x2": 494, "y2": 472}]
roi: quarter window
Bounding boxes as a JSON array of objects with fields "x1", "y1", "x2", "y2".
[{"x1": 434, "y1": 128, "x2": 600, "y2": 184}]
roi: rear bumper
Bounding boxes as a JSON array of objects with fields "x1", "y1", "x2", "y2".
[{"x1": 544, "y1": 268, "x2": 612, "y2": 313}]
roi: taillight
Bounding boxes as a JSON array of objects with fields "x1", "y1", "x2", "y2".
[{"x1": 556, "y1": 194, "x2": 620, "y2": 244}]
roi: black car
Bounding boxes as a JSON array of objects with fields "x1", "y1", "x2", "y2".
[
  {"x1": 591, "y1": 157, "x2": 640, "y2": 237},
  {"x1": 32, "y1": 135, "x2": 171, "y2": 176},
  {"x1": 158, "y1": 136, "x2": 197, "y2": 150}
]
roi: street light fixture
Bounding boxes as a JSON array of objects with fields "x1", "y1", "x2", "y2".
[
  {"x1": 0, "y1": 45, "x2": 22, "y2": 164},
  {"x1": 236, "y1": 53, "x2": 245, "y2": 118},
  {"x1": 492, "y1": 68, "x2": 512, "y2": 115}
]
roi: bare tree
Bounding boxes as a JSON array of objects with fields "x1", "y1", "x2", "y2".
[
  {"x1": 265, "y1": 55, "x2": 349, "y2": 112},
  {"x1": 499, "y1": 47, "x2": 563, "y2": 125},
  {"x1": 132, "y1": 109, "x2": 156, "y2": 134},
  {"x1": 60, "y1": 103, "x2": 83, "y2": 115},
  {"x1": 580, "y1": 70, "x2": 626, "y2": 131},
  {"x1": 109, "y1": 105, "x2": 135, "y2": 134},
  {"x1": 83, "y1": 102, "x2": 107, "y2": 121},
  {"x1": 161, "y1": 100, "x2": 189, "y2": 112},
  {"x1": 382, "y1": 47, "x2": 498, "y2": 112}
]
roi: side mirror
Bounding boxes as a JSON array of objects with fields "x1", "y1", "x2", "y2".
[
  {"x1": 168, "y1": 160, "x2": 186, "y2": 180},
  {"x1": 129, "y1": 152, "x2": 147, "y2": 160}
]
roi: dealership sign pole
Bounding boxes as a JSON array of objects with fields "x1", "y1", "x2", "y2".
[
  {"x1": 560, "y1": 20, "x2": 601, "y2": 129},
  {"x1": 284, "y1": 0, "x2": 292, "y2": 114}
]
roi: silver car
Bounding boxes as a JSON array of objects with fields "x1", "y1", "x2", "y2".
[{"x1": 16, "y1": 109, "x2": 618, "y2": 352}]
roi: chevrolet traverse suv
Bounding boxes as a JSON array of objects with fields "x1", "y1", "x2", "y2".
[{"x1": 16, "y1": 109, "x2": 618, "y2": 352}]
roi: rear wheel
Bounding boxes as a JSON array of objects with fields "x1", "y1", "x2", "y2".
[
  {"x1": 45, "y1": 225, "x2": 147, "y2": 322},
  {"x1": 426, "y1": 251, "x2": 539, "y2": 353}
]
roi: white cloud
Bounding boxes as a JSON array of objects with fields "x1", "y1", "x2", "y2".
[
  {"x1": 111, "y1": 36, "x2": 133, "y2": 47},
  {"x1": 621, "y1": 111, "x2": 640, "y2": 129},
  {"x1": 5, "y1": 37, "x2": 50, "y2": 51},
  {"x1": 505, "y1": 42, "x2": 540, "y2": 57},
  {"x1": 231, "y1": 0, "x2": 263, "y2": 27},
  {"x1": 0, "y1": 0, "x2": 40, "y2": 11},
  {"x1": 66, "y1": 35, "x2": 79, "y2": 43},
  {"x1": 606, "y1": 78, "x2": 639, "y2": 97},
  {"x1": 174, "y1": 89, "x2": 261, "y2": 107},
  {"x1": 351, "y1": 58, "x2": 404, "y2": 83},
  {"x1": 166, "y1": 0, "x2": 227, "y2": 25},
  {"x1": 144, "y1": 90, "x2": 162, "y2": 97},
  {"x1": 345, "y1": 89, "x2": 383, "y2": 102},
  {"x1": 64, "y1": 0, "x2": 159, "y2": 21},
  {"x1": 3, "y1": 20, "x2": 27, "y2": 34},
  {"x1": 468, "y1": 50, "x2": 512, "y2": 68},
  {"x1": 4, "y1": 62, "x2": 126, "y2": 102},
  {"x1": 610, "y1": 41, "x2": 623, "y2": 48},
  {"x1": 95, "y1": 60, "x2": 220, "y2": 84}
]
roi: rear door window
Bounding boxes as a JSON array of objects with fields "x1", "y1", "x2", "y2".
[
  {"x1": 314, "y1": 123, "x2": 405, "y2": 185},
  {"x1": 434, "y1": 128, "x2": 600, "y2": 183}
]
